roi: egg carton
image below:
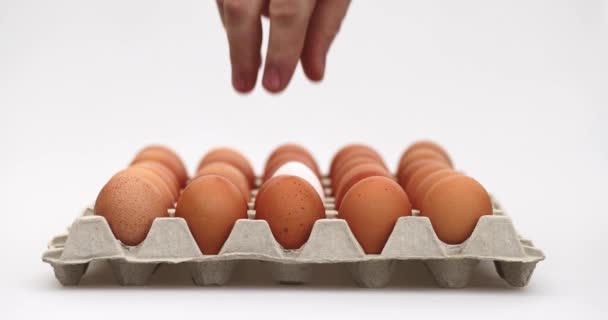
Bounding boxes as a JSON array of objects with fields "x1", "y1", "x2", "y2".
[{"x1": 42, "y1": 192, "x2": 544, "y2": 288}]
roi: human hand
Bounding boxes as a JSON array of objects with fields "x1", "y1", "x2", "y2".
[{"x1": 216, "y1": 0, "x2": 351, "y2": 93}]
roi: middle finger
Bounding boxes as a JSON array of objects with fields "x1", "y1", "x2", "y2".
[{"x1": 262, "y1": 0, "x2": 317, "y2": 93}]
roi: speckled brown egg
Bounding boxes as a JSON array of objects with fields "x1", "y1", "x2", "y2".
[
  {"x1": 331, "y1": 155, "x2": 385, "y2": 192},
  {"x1": 94, "y1": 170, "x2": 169, "y2": 246},
  {"x1": 253, "y1": 178, "x2": 274, "y2": 210},
  {"x1": 175, "y1": 175, "x2": 248, "y2": 254},
  {"x1": 263, "y1": 152, "x2": 321, "y2": 181},
  {"x1": 404, "y1": 162, "x2": 451, "y2": 197},
  {"x1": 334, "y1": 162, "x2": 392, "y2": 209},
  {"x1": 194, "y1": 162, "x2": 251, "y2": 203},
  {"x1": 413, "y1": 169, "x2": 460, "y2": 208},
  {"x1": 131, "y1": 145, "x2": 188, "y2": 188},
  {"x1": 265, "y1": 144, "x2": 320, "y2": 177},
  {"x1": 131, "y1": 160, "x2": 180, "y2": 200},
  {"x1": 330, "y1": 144, "x2": 383, "y2": 178},
  {"x1": 197, "y1": 148, "x2": 255, "y2": 188},
  {"x1": 254, "y1": 175, "x2": 325, "y2": 249},
  {"x1": 339, "y1": 176, "x2": 412, "y2": 254},
  {"x1": 125, "y1": 166, "x2": 175, "y2": 208},
  {"x1": 419, "y1": 175, "x2": 492, "y2": 244}
]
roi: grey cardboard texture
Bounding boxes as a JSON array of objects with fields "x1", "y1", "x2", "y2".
[{"x1": 42, "y1": 178, "x2": 545, "y2": 288}]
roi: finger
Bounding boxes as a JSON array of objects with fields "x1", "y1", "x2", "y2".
[
  {"x1": 262, "y1": 0, "x2": 317, "y2": 93},
  {"x1": 301, "y1": 0, "x2": 350, "y2": 81},
  {"x1": 216, "y1": 0, "x2": 225, "y2": 26},
  {"x1": 223, "y1": 0, "x2": 265, "y2": 93}
]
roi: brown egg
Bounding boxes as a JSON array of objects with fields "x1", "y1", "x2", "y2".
[
  {"x1": 397, "y1": 158, "x2": 448, "y2": 188},
  {"x1": 399, "y1": 140, "x2": 452, "y2": 168},
  {"x1": 330, "y1": 144, "x2": 383, "y2": 178},
  {"x1": 124, "y1": 167, "x2": 175, "y2": 208},
  {"x1": 131, "y1": 160, "x2": 180, "y2": 199},
  {"x1": 397, "y1": 148, "x2": 451, "y2": 176},
  {"x1": 197, "y1": 148, "x2": 255, "y2": 188},
  {"x1": 254, "y1": 175, "x2": 325, "y2": 249},
  {"x1": 413, "y1": 169, "x2": 460, "y2": 208},
  {"x1": 194, "y1": 162, "x2": 251, "y2": 203},
  {"x1": 253, "y1": 178, "x2": 274, "y2": 210},
  {"x1": 263, "y1": 152, "x2": 320, "y2": 181},
  {"x1": 265, "y1": 144, "x2": 320, "y2": 177},
  {"x1": 132, "y1": 145, "x2": 188, "y2": 188},
  {"x1": 175, "y1": 175, "x2": 248, "y2": 254},
  {"x1": 335, "y1": 163, "x2": 392, "y2": 209},
  {"x1": 332, "y1": 149, "x2": 386, "y2": 181},
  {"x1": 339, "y1": 176, "x2": 412, "y2": 254},
  {"x1": 404, "y1": 162, "x2": 451, "y2": 197},
  {"x1": 419, "y1": 175, "x2": 492, "y2": 244},
  {"x1": 331, "y1": 155, "x2": 385, "y2": 191},
  {"x1": 94, "y1": 170, "x2": 169, "y2": 246}
]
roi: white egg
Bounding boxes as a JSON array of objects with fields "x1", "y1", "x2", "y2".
[{"x1": 272, "y1": 161, "x2": 324, "y2": 200}]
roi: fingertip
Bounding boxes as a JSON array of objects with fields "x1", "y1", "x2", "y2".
[
  {"x1": 232, "y1": 69, "x2": 256, "y2": 93},
  {"x1": 232, "y1": 79, "x2": 255, "y2": 93},
  {"x1": 301, "y1": 47, "x2": 326, "y2": 82},
  {"x1": 303, "y1": 59, "x2": 325, "y2": 82},
  {"x1": 262, "y1": 65, "x2": 285, "y2": 93}
]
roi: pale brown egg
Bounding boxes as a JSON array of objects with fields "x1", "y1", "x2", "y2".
[
  {"x1": 124, "y1": 167, "x2": 175, "y2": 208},
  {"x1": 197, "y1": 148, "x2": 255, "y2": 188},
  {"x1": 339, "y1": 176, "x2": 412, "y2": 254},
  {"x1": 331, "y1": 155, "x2": 385, "y2": 191},
  {"x1": 399, "y1": 140, "x2": 452, "y2": 168},
  {"x1": 194, "y1": 162, "x2": 251, "y2": 203},
  {"x1": 412, "y1": 168, "x2": 460, "y2": 209},
  {"x1": 175, "y1": 175, "x2": 248, "y2": 254},
  {"x1": 265, "y1": 144, "x2": 320, "y2": 177},
  {"x1": 334, "y1": 162, "x2": 392, "y2": 209},
  {"x1": 263, "y1": 152, "x2": 320, "y2": 181},
  {"x1": 131, "y1": 160, "x2": 180, "y2": 200},
  {"x1": 419, "y1": 175, "x2": 492, "y2": 244},
  {"x1": 397, "y1": 148, "x2": 451, "y2": 177},
  {"x1": 330, "y1": 144, "x2": 383, "y2": 178},
  {"x1": 403, "y1": 162, "x2": 451, "y2": 197},
  {"x1": 94, "y1": 170, "x2": 169, "y2": 246},
  {"x1": 131, "y1": 145, "x2": 188, "y2": 188},
  {"x1": 254, "y1": 175, "x2": 325, "y2": 249}
]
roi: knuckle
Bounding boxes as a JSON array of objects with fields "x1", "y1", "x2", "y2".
[
  {"x1": 269, "y1": 0, "x2": 301, "y2": 21},
  {"x1": 319, "y1": 30, "x2": 335, "y2": 44},
  {"x1": 323, "y1": 22, "x2": 341, "y2": 40},
  {"x1": 332, "y1": 19, "x2": 343, "y2": 34},
  {"x1": 223, "y1": 0, "x2": 248, "y2": 16}
]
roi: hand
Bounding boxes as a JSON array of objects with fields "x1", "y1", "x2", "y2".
[{"x1": 217, "y1": 0, "x2": 351, "y2": 93}]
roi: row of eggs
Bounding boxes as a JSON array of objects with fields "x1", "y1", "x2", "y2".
[{"x1": 94, "y1": 142, "x2": 492, "y2": 255}]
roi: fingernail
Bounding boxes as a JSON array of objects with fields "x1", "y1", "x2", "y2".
[{"x1": 263, "y1": 66, "x2": 281, "y2": 92}]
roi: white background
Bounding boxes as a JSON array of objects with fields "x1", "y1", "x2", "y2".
[{"x1": 1, "y1": 0, "x2": 607, "y2": 318}]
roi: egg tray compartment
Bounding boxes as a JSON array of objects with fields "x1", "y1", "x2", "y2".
[{"x1": 42, "y1": 201, "x2": 544, "y2": 288}]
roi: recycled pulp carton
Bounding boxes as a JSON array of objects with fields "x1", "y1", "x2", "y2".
[{"x1": 42, "y1": 177, "x2": 545, "y2": 288}]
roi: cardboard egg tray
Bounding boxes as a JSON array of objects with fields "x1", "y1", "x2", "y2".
[{"x1": 42, "y1": 177, "x2": 545, "y2": 288}]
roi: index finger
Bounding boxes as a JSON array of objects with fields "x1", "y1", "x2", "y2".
[{"x1": 221, "y1": 0, "x2": 265, "y2": 92}]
